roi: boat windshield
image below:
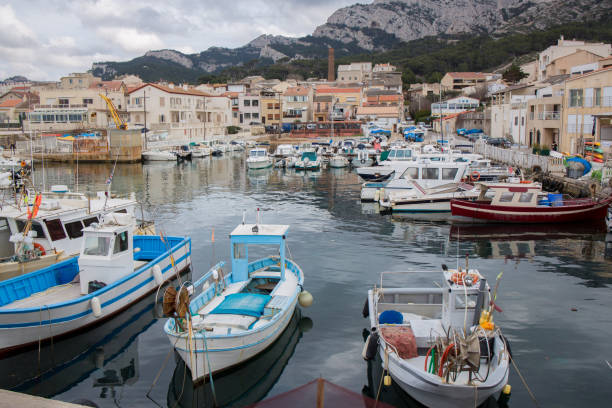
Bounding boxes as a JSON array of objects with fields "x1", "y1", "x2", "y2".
[
  {"x1": 301, "y1": 152, "x2": 317, "y2": 161},
  {"x1": 250, "y1": 150, "x2": 266, "y2": 157},
  {"x1": 84, "y1": 235, "x2": 111, "y2": 256}
]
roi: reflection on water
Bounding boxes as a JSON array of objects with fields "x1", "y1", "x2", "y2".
[{"x1": 5, "y1": 155, "x2": 610, "y2": 407}]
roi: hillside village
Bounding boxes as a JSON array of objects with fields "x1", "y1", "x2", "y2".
[{"x1": 0, "y1": 36, "x2": 611, "y2": 158}]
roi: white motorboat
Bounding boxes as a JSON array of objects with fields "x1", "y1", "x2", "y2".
[
  {"x1": 295, "y1": 151, "x2": 321, "y2": 171},
  {"x1": 246, "y1": 148, "x2": 273, "y2": 170},
  {"x1": 274, "y1": 144, "x2": 295, "y2": 158},
  {"x1": 164, "y1": 217, "x2": 311, "y2": 382},
  {"x1": 329, "y1": 155, "x2": 349, "y2": 169},
  {"x1": 142, "y1": 150, "x2": 176, "y2": 161},
  {"x1": 365, "y1": 266, "x2": 510, "y2": 408},
  {"x1": 0, "y1": 213, "x2": 191, "y2": 353},
  {"x1": 0, "y1": 158, "x2": 31, "y2": 171},
  {"x1": 379, "y1": 182, "x2": 481, "y2": 214},
  {"x1": 352, "y1": 149, "x2": 374, "y2": 168}
]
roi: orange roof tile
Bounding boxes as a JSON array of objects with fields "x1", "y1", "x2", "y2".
[
  {"x1": 90, "y1": 80, "x2": 124, "y2": 91},
  {"x1": 0, "y1": 99, "x2": 22, "y2": 108},
  {"x1": 316, "y1": 87, "x2": 361, "y2": 94},
  {"x1": 379, "y1": 94, "x2": 401, "y2": 102}
]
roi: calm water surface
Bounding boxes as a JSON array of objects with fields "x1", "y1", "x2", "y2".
[{"x1": 3, "y1": 153, "x2": 612, "y2": 408}]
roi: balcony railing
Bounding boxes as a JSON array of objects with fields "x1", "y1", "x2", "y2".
[
  {"x1": 537, "y1": 111, "x2": 561, "y2": 120},
  {"x1": 33, "y1": 104, "x2": 87, "y2": 109}
]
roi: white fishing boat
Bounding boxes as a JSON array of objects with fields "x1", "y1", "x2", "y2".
[
  {"x1": 191, "y1": 144, "x2": 211, "y2": 158},
  {"x1": 0, "y1": 213, "x2": 191, "y2": 354},
  {"x1": 329, "y1": 155, "x2": 349, "y2": 169},
  {"x1": 352, "y1": 149, "x2": 375, "y2": 168},
  {"x1": 295, "y1": 151, "x2": 321, "y2": 171},
  {"x1": 246, "y1": 148, "x2": 273, "y2": 170},
  {"x1": 0, "y1": 188, "x2": 146, "y2": 282},
  {"x1": 364, "y1": 266, "x2": 510, "y2": 408},
  {"x1": 142, "y1": 150, "x2": 176, "y2": 161},
  {"x1": 164, "y1": 215, "x2": 311, "y2": 382},
  {"x1": 380, "y1": 182, "x2": 481, "y2": 214}
]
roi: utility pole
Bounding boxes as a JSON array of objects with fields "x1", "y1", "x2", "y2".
[{"x1": 439, "y1": 83, "x2": 444, "y2": 149}]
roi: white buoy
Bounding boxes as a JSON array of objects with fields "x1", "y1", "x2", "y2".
[
  {"x1": 91, "y1": 297, "x2": 102, "y2": 318},
  {"x1": 152, "y1": 265, "x2": 163, "y2": 285},
  {"x1": 298, "y1": 290, "x2": 313, "y2": 307}
]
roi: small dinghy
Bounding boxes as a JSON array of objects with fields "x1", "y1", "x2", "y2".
[
  {"x1": 164, "y1": 212, "x2": 312, "y2": 382},
  {"x1": 364, "y1": 262, "x2": 510, "y2": 408}
]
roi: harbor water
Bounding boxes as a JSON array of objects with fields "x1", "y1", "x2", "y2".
[{"x1": 2, "y1": 153, "x2": 611, "y2": 407}]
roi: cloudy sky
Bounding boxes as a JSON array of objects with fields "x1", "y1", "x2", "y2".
[{"x1": 0, "y1": 0, "x2": 359, "y2": 81}]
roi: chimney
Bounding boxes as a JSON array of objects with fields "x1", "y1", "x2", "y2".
[{"x1": 328, "y1": 47, "x2": 335, "y2": 82}]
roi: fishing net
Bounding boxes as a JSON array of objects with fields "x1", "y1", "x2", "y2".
[{"x1": 247, "y1": 378, "x2": 395, "y2": 408}]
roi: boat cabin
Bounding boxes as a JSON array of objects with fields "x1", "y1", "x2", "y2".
[
  {"x1": 396, "y1": 162, "x2": 469, "y2": 184},
  {"x1": 78, "y1": 213, "x2": 135, "y2": 295},
  {"x1": 476, "y1": 183, "x2": 542, "y2": 207},
  {"x1": 249, "y1": 148, "x2": 268, "y2": 158},
  {"x1": 386, "y1": 148, "x2": 415, "y2": 161},
  {"x1": 300, "y1": 151, "x2": 318, "y2": 162}
]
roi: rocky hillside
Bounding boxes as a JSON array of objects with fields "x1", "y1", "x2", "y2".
[
  {"x1": 313, "y1": 0, "x2": 609, "y2": 50},
  {"x1": 91, "y1": 0, "x2": 609, "y2": 81}
]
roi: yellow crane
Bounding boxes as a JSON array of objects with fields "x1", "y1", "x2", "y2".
[{"x1": 99, "y1": 93, "x2": 127, "y2": 130}]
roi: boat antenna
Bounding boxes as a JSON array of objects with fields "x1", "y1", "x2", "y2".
[{"x1": 242, "y1": 209, "x2": 246, "y2": 225}]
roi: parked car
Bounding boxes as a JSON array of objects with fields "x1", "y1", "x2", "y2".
[
  {"x1": 487, "y1": 137, "x2": 511, "y2": 148},
  {"x1": 468, "y1": 133, "x2": 489, "y2": 143}
]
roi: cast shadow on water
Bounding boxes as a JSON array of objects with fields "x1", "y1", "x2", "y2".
[{"x1": 166, "y1": 309, "x2": 312, "y2": 408}]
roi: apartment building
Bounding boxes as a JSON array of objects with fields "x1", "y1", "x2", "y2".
[
  {"x1": 407, "y1": 83, "x2": 442, "y2": 98},
  {"x1": 314, "y1": 87, "x2": 362, "y2": 119},
  {"x1": 27, "y1": 73, "x2": 128, "y2": 133},
  {"x1": 537, "y1": 36, "x2": 611, "y2": 81},
  {"x1": 337, "y1": 62, "x2": 372, "y2": 83},
  {"x1": 490, "y1": 84, "x2": 537, "y2": 144},
  {"x1": 440, "y1": 72, "x2": 492, "y2": 91},
  {"x1": 282, "y1": 86, "x2": 313, "y2": 123},
  {"x1": 373, "y1": 63, "x2": 397, "y2": 73},
  {"x1": 560, "y1": 67, "x2": 612, "y2": 154},
  {"x1": 545, "y1": 50, "x2": 606, "y2": 78},
  {"x1": 431, "y1": 96, "x2": 480, "y2": 118},
  {"x1": 525, "y1": 76, "x2": 567, "y2": 149},
  {"x1": 238, "y1": 93, "x2": 261, "y2": 124},
  {"x1": 128, "y1": 83, "x2": 231, "y2": 142},
  {"x1": 260, "y1": 90, "x2": 282, "y2": 127},
  {"x1": 313, "y1": 95, "x2": 332, "y2": 122}
]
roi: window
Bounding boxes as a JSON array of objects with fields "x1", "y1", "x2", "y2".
[
  {"x1": 56, "y1": 114, "x2": 67, "y2": 122},
  {"x1": 252, "y1": 100, "x2": 258, "y2": 106},
  {"x1": 401, "y1": 167, "x2": 418, "y2": 179},
  {"x1": 569, "y1": 89, "x2": 583, "y2": 107},
  {"x1": 83, "y1": 98, "x2": 93, "y2": 105},
  {"x1": 267, "y1": 103, "x2": 273, "y2": 109},
  {"x1": 442, "y1": 168, "x2": 459, "y2": 180},
  {"x1": 113, "y1": 231, "x2": 129, "y2": 254},
  {"x1": 521, "y1": 117, "x2": 524, "y2": 126},
  {"x1": 514, "y1": 117, "x2": 518, "y2": 126},
  {"x1": 244, "y1": 112, "x2": 251, "y2": 119},
  {"x1": 159, "y1": 97, "x2": 165, "y2": 107},
  {"x1": 267, "y1": 114, "x2": 273, "y2": 120},
  {"x1": 244, "y1": 99, "x2": 250, "y2": 106},
  {"x1": 519, "y1": 193, "x2": 533, "y2": 203},
  {"x1": 44, "y1": 219, "x2": 67, "y2": 241},
  {"x1": 16, "y1": 220, "x2": 44, "y2": 238},
  {"x1": 83, "y1": 217, "x2": 98, "y2": 227},
  {"x1": 84, "y1": 236, "x2": 111, "y2": 256},
  {"x1": 65, "y1": 220, "x2": 84, "y2": 239},
  {"x1": 274, "y1": 114, "x2": 280, "y2": 120},
  {"x1": 252, "y1": 113, "x2": 259, "y2": 119},
  {"x1": 159, "y1": 114, "x2": 165, "y2": 123},
  {"x1": 274, "y1": 104, "x2": 280, "y2": 109},
  {"x1": 499, "y1": 192, "x2": 514, "y2": 202},
  {"x1": 234, "y1": 243, "x2": 246, "y2": 259},
  {"x1": 422, "y1": 168, "x2": 439, "y2": 179},
  {"x1": 594, "y1": 88, "x2": 601, "y2": 106},
  {"x1": 68, "y1": 114, "x2": 82, "y2": 122},
  {"x1": 58, "y1": 98, "x2": 69, "y2": 107}
]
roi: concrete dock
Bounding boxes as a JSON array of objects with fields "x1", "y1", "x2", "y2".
[{"x1": 0, "y1": 390, "x2": 88, "y2": 408}]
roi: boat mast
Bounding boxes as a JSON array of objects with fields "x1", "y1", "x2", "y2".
[{"x1": 439, "y1": 82, "x2": 444, "y2": 150}]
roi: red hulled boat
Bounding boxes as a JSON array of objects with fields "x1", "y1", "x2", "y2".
[{"x1": 450, "y1": 182, "x2": 612, "y2": 224}]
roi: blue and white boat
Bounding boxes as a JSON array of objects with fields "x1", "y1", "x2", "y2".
[
  {"x1": 294, "y1": 151, "x2": 321, "y2": 171},
  {"x1": 0, "y1": 213, "x2": 191, "y2": 355},
  {"x1": 164, "y1": 217, "x2": 310, "y2": 382}
]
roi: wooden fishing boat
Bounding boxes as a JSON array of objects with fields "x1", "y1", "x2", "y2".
[
  {"x1": 451, "y1": 182, "x2": 612, "y2": 223},
  {"x1": 164, "y1": 214, "x2": 311, "y2": 382},
  {"x1": 0, "y1": 251, "x2": 65, "y2": 282},
  {"x1": 0, "y1": 213, "x2": 191, "y2": 355},
  {"x1": 364, "y1": 266, "x2": 510, "y2": 408}
]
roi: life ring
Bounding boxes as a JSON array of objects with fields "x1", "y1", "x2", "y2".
[
  {"x1": 451, "y1": 271, "x2": 479, "y2": 286},
  {"x1": 470, "y1": 171, "x2": 480, "y2": 182},
  {"x1": 33, "y1": 242, "x2": 46, "y2": 256}
]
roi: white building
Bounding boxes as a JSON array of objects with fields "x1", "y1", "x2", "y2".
[
  {"x1": 431, "y1": 96, "x2": 480, "y2": 117},
  {"x1": 537, "y1": 36, "x2": 611, "y2": 81},
  {"x1": 337, "y1": 62, "x2": 372, "y2": 83},
  {"x1": 238, "y1": 93, "x2": 261, "y2": 124},
  {"x1": 128, "y1": 83, "x2": 231, "y2": 143},
  {"x1": 491, "y1": 84, "x2": 537, "y2": 144}
]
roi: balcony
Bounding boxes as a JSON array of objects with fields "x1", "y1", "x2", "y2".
[
  {"x1": 34, "y1": 104, "x2": 87, "y2": 109},
  {"x1": 537, "y1": 111, "x2": 561, "y2": 120}
]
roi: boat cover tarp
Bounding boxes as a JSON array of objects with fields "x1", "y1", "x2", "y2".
[
  {"x1": 210, "y1": 293, "x2": 271, "y2": 317},
  {"x1": 380, "y1": 326, "x2": 418, "y2": 359}
]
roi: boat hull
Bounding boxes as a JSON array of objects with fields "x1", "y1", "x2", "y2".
[
  {"x1": 247, "y1": 159, "x2": 273, "y2": 170},
  {"x1": 170, "y1": 296, "x2": 298, "y2": 382},
  {"x1": 450, "y1": 196, "x2": 612, "y2": 223},
  {"x1": 0, "y1": 237, "x2": 191, "y2": 355},
  {"x1": 142, "y1": 151, "x2": 175, "y2": 161}
]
